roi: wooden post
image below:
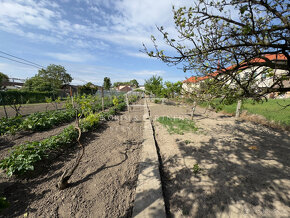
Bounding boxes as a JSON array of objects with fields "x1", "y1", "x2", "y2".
[
  {"x1": 101, "y1": 87, "x2": 104, "y2": 111},
  {"x1": 191, "y1": 101, "x2": 197, "y2": 120},
  {"x1": 235, "y1": 100, "x2": 242, "y2": 118},
  {"x1": 126, "y1": 93, "x2": 130, "y2": 112}
]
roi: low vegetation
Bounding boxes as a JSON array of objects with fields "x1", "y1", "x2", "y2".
[{"x1": 157, "y1": 116, "x2": 198, "y2": 135}]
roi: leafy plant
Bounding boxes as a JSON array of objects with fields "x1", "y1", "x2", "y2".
[
  {"x1": 157, "y1": 116, "x2": 198, "y2": 135},
  {"x1": 184, "y1": 140, "x2": 191, "y2": 145},
  {"x1": 0, "y1": 116, "x2": 23, "y2": 135},
  {"x1": 0, "y1": 196, "x2": 9, "y2": 212},
  {"x1": 193, "y1": 163, "x2": 201, "y2": 175}
]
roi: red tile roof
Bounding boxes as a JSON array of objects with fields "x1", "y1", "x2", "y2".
[{"x1": 183, "y1": 54, "x2": 287, "y2": 83}]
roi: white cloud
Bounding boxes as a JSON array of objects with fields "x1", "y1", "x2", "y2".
[
  {"x1": 133, "y1": 70, "x2": 165, "y2": 76},
  {"x1": 45, "y1": 52, "x2": 96, "y2": 62}
]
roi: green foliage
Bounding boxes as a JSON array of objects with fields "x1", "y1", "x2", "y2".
[
  {"x1": 0, "y1": 95, "x2": 133, "y2": 176},
  {"x1": 146, "y1": 0, "x2": 289, "y2": 102},
  {"x1": 78, "y1": 82, "x2": 98, "y2": 95},
  {"x1": 20, "y1": 109, "x2": 76, "y2": 131},
  {"x1": 130, "y1": 79, "x2": 139, "y2": 88},
  {"x1": 0, "y1": 90, "x2": 56, "y2": 105},
  {"x1": 144, "y1": 75, "x2": 163, "y2": 97},
  {"x1": 184, "y1": 140, "x2": 191, "y2": 145},
  {"x1": 157, "y1": 116, "x2": 198, "y2": 135},
  {"x1": 113, "y1": 96, "x2": 119, "y2": 106},
  {"x1": 24, "y1": 64, "x2": 72, "y2": 92},
  {"x1": 0, "y1": 116, "x2": 23, "y2": 135},
  {"x1": 193, "y1": 163, "x2": 201, "y2": 175},
  {"x1": 0, "y1": 196, "x2": 9, "y2": 212},
  {"x1": 0, "y1": 72, "x2": 9, "y2": 90},
  {"x1": 113, "y1": 79, "x2": 139, "y2": 88},
  {"x1": 103, "y1": 77, "x2": 112, "y2": 90},
  {"x1": 0, "y1": 125, "x2": 78, "y2": 176},
  {"x1": 154, "y1": 99, "x2": 162, "y2": 104}
]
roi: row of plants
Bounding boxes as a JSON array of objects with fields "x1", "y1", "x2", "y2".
[
  {"x1": 0, "y1": 95, "x2": 125, "y2": 135},
  {"x1": 0, "y1": 94, "x2": 141, "y2": 176},
  {"x1": 0, "y1": 101, "x2": 128, "y2": 176}
]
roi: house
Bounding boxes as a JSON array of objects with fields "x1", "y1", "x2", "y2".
[
  {"x1": 182, "y1": 54, "x2": 289, "y2": 98},
  {"x1": 118, "y1": 85, "x2": 132, "y2": 93}
]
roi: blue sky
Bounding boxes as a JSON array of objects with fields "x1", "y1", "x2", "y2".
[{"x1": 0, "y1": 0, "x2": 193, "y2": 85}]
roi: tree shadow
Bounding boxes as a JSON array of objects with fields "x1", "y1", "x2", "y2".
[{"x1": 160, "y1": 123, "x2": 290, "y2": 217}]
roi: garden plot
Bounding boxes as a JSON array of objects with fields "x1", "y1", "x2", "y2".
[
  {"x1": 149, "y1": 102, "x2": 290, "y2": 217},
  {"x1": 0, "y1": 100, "x2": 144, "y2": 217}
]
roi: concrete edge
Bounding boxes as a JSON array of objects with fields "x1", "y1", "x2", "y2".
[{"x1": 132, "y1": 99, "x2": 166, "y2": 218}]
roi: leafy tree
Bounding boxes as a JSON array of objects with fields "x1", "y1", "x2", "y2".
[
  {"x1": 103, "y1": 77, "x2": 112, "y2": 90},
  {"x1": 24, "y1": 76, "x2": 53, "y2": 91},
  {"x1": 130, "y1": 79, "x2": 139, "y2": 88},
  {"x1": 145, "y1": 0, "x2": 290, "y2": 103},
  {"x1": 0, "y1": 72, "x2": 9, "y2": 90},
  {"x1": 78, "y1": 82, "x2": 98, "y2": 95},
  {"x1": 24, "y1": 64, "x2": 72, "y2": 92},
  {"x1": 144, "y1": 75, "x2": 164, "y2": 97}
]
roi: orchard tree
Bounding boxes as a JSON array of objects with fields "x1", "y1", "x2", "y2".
[
  {"x1": 78, "y1": 82, "x2": 98, "y2": 95},
  {"x1": 144, "y1": 0, "x2": 290, "y2": 103},
  {"x1": 103, "y1": 77, "x2": 112, "y2": 90}
]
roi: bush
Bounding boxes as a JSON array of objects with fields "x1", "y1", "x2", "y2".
[{"x1": 0, "y1": 90, "x2": 57, "y2": 105}]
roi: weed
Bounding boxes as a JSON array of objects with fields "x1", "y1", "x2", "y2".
[
  {"x1": 193, "y1": 163, "x2": 201, "y2": 175},
  {"x1": 184, "y1": 140, "x2": 191, "y2": 144},
  {"x1": 157, "y1": 116, "x2": 198, "y2": 135}
]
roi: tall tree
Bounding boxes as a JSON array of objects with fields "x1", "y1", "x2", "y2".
[
  {"x1": 24, "y1": 64, "x2": 72, "y2": 92},
  {"x1": 103, "y1": 77, "x2": 112, "y2": 90},
  {"x1": 144, "y1": 75, "x2": 164, "y2": 97},
  {"x1": 144, "y1": 0, "x2": 289, "y2": 102},
  {"x1": 0, "y1": 72, "x2": 9, "y2": 90},
  {"x1": 130, "y1": 79, "x2": 139, "y2": 88}
]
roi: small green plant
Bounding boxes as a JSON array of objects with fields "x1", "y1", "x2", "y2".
[
  {"x1": 184, "y1": 140, "x2": 191, "y2": 145},
  {"x1": 157, "y1": 116, "x2": 198, "y2": 135},
  {"x1": 113, "y1": 96, "x2": 119, "y2": 106},
  {"x1": 154, "y1": 99, "x2": 161, "y2": 104},
  {"x1": 193, "y1": 163, "x2": 201, "y2": 175},
  {"x1": 0, "y1": 196, "x2": 9, "y2": 212}
]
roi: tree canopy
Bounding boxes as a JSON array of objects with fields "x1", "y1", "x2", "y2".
[
  {"x1": 103, "y1": 77, "x2": 112, "y2": 90},
  {"x1": 78, "y1": 82, "x2": 98, "y2": 95},
  {"x1": 145, "y1": 75, "x2": 183, "y2": 98},
  {"x1": 24, "y1": 64, "x2": 72, "y2": 92},
  {"x1": 0, "y1": 72, "x2": 9, "y2": 90},
  {"x1": 145, "y1": 0, "x2": 289, "y2": 102},
  {"x1": 113, "y1": 79, "x2": 139, "y2": 88}
]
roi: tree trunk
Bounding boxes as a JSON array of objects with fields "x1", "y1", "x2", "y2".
[{"x1": 235, "y1": 100, "x2": 242, "y2": 118}]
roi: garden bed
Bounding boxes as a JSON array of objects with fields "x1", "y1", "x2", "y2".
[
  {"x1": 149, "y1": 102, "x2": 290, "y2": 217},
  {"x1": 0, "y1": 100, "x2": 144, "y2": 217}
]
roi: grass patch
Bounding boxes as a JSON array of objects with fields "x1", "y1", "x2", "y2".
[
  {"x1": 198, "y1": 98, "x2": 290, "y2": 127},
  {"x1": 157, "y1": 116, "x2": 198, "y2": 134}
]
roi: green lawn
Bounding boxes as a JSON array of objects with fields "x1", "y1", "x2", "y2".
[{"x1": 201, "y1": 98, "x2": 290, "y2": 127}]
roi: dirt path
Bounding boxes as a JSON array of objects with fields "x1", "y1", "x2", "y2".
[
  {"x1": 148, "y1": 102, "x2": 290, "y2": 217},
  {"x1": 0, "y1": 100, "x2": 144, "y2": 217}
]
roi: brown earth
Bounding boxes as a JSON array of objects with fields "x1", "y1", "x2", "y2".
[
  {"x1": 0, "y1": 100, "x2": 144, "y2": 218},
  {"x1": 148, "y1": 101, "x2": 290, "y2": 217},
  {"x1": 0, "y1": 102, "x2": 64, "y2": 118},
  {"x1": 0, "y1": 122, "x2": 74, "y2": 161}
]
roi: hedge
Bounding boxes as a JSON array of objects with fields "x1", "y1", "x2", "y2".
[{"x1": 0, "y1": 90, "x2": 57, "y2": 105}]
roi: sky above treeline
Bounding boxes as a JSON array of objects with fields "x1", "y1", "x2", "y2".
[{"x1": 0, "y1": 0, "x2": 194, "y2": 85}]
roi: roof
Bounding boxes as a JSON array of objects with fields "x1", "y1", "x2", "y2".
[{"x1": 183, "y1": 53, "x2": 287, "y2": 84}]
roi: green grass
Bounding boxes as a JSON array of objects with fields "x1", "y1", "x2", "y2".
[
  {"x1": 199, "y1": 98, "x2": 290, "y2": 127},
  {"x1": 157, "y1": 116, "x2": 198, "y2": 134}
]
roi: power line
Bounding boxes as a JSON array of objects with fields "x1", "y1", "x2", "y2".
[
  {"x1": 0, "y1": 55, "x2": 43, "y2": 69},
  {"x1": 0, "y1": 50, "x2": 45, "y2": 68}
]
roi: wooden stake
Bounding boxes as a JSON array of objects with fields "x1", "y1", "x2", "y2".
[{"x1": 235, "y1": 100, "x2": 242, "y2": 118}]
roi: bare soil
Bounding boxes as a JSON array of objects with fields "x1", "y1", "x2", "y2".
[
  {"x1": 149, "y1": 101, "x2": 290, "y2": 217},
  {"x1": 0, "y1": 102, "x2": 64, "y2": 118},
  {"x1": 0, "y1": 122, "x2": 73, "y2": 161},
  {"x1": 0, "y1": 100, "x2": 144, "y2": 217}
]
